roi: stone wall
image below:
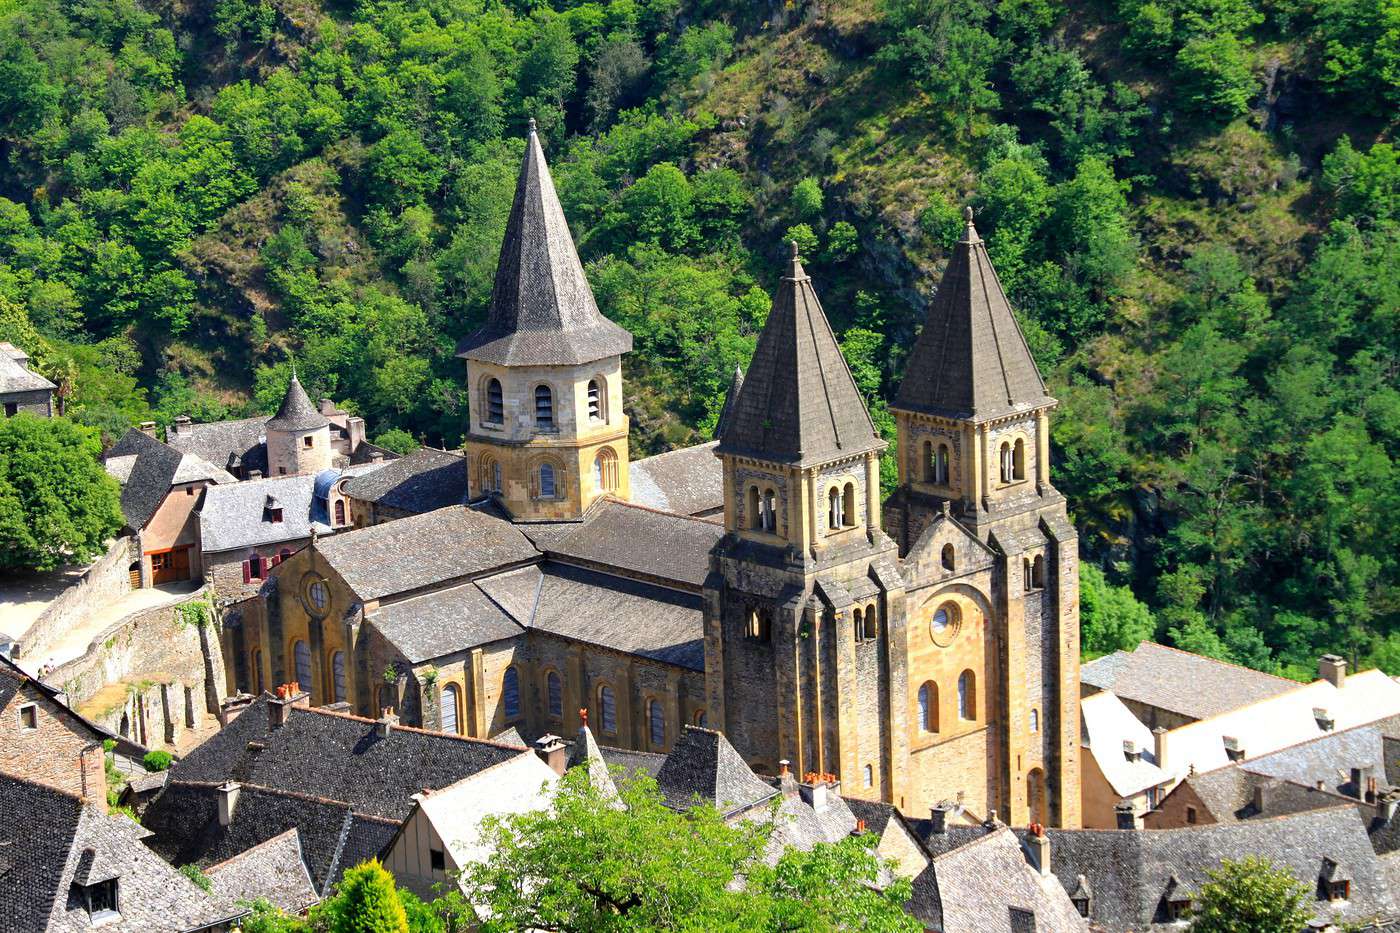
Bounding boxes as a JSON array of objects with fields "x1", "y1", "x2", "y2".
[
  {"x1": 0, "y1": 388, "x2": 54, "y2": 416},
  {"x1": 0, "y1": 678, "x2": 108, "y2": 807},
  {"x1": 204, "y1": 539, "x2": 309, "y2": 600},
  {"x1": 16, "y1": 536, "x2": 131, "y2": 663},
  {"x1": 46, "y1": 590, "x2": 226, "y2": 750}
]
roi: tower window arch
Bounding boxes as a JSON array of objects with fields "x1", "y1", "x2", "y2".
[
  {"x1": 648, "y1": 699, "x2": 665, "y2": 747},
  {"x1": 1024, "y1": 557, "x2": 1033, "y2": 591},
  {"x1": 922, "y1": 440, "x2": 934, "y2": 482},
  {"x1": 828, "y1": 487, "x2": 844, "y2": 532},
  {"x1": 442, "y1": 683, "x2": 461, "y2": 734},
  {"x1": 537, "y1": 462, "x2": 557, "y2": 499},
  {"x1": 534, "y1": 384, "x2": 554, "y2": 430},
  {"x1": 593, "y1": 447, "x2": 619, "y2": 492},
  {"x1": 587, "y1": 377, "x2": 605, "y2": 421},
  {"x1": 942, "y1": 543, "x2": 955, "y2": 571},
  {"x1": 746, "y1": 606, "x2": 772, "y2": 642},
  {"x1": 1013, "y1": 437, "x2": 1026, "y2": 480},
  {"x1": 864, "y1": 603, "x2": 878, "y2": 640},
  {"x1": 1032, "y1": 554, "x2": 1045, "y2": 589},
  {"x1": 761, "y1": 488, "x2": 777, "y2": 532},
  {"x1": 936, "y1": 444, "x2": 950, "y2": 485},
  {"x1": 293, "y1": 640, "x2": 312, "y2": 695},
  {"x1": 484, "y1": 378, "x2": 504, "y2": 425},
  {"x1": 546, "y1": 671, "x2": 562, "y2": 718},
  {"x1": 598, "y1": 685, "x2": 617, "y2": 734},
  {"x1": 480, "y1": 455, "x2": 502, "y2": 495},
  {"x1": 1029, "y1": 707, "x2": 1039, "y2": 733},
  {"x1": 842, "y1": 482, "x2": 856, "y2": 527},
  {"x1": 503, "y1": 666, "x2": 520, "y2": 720},
  {"x1": 853, "y1": 607, "x2": 864, "y2": 643},
  {"x1": 918, "y1": 681, "x2": 939, "y2": 732},
  {"x1": 958, "y1": 670, "x2": 976, "y2": 720},
  {"x1": 999, "y1": 441, "x2": 1013, "y2": 484}
]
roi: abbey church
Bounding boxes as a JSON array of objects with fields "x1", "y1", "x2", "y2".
[{"x1": 223, "y1": 123, "x2": 1081, "y2": 829}]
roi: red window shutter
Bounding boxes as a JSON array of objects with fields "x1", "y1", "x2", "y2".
[
  {"x1": 260, "y1": 557, "x2": 270, "y2": 577},
  {"x1": 242, "y1": 560, "x2": 251, "y2": 584}
]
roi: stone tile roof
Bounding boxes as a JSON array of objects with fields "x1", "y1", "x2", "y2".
[
  {"x1": 716, "y1": 245, "x2": 884, "y2": 468},
  {"x1": 713, "y1": 365, "x2": 744, "y2": 440},
  {"x1": 909, "y1": 827, "x2": 1089, "y2": 933},
  {"x1": 456, "y1": 122, "x2": 632, "y2": 367},
  {"x1": 340, "y1": 447, "x2": 468, "y2": 513},
  {"x1": 1081, "y1": 642, "x2": 1298, "y2": 722},
  {"x1": 199, "y1": 472, "x2": 330, "y2": 554},
  {"x1": 893, "y1": 212, "x2": 1054, "y2": 422},
  {"x1": 0, "y1": 774, "x2": 243, "y2": 932},
  {"x1": 172, "y1": 453, "x2": 238, "y2": 485},
  {"x1": 627, "y1": 442, "x2": 725, "y2": 517},
  {"x1": 104, "y1": 428, "x2": 184, "y2": 531},
  {"x1": 204, "y1": 828, "x2": 319, "y2": 914},
  {"x1": 596, "y1": 744, "x2": 668, "y2": 781},
  {"x1": 653, "y1": 725, "x2": 777, "y2": 815},
  {"x1": 1029, "y1": 808, "x2": 1400, "y2": 931},
  {"x1": 0, "y1": 342, "x2": 56, "y2": 393},
  {"x1": 544, "y1": 499, "x2": 722, "y2": 589},
  {"x1": 265, "y1": 373, "x2": 330, "y2": 433},
  {"x1": 313, "y1": 505, "x2": 539, "y2": 601},
  {"x1": 369, "y1": 583, "x2": 525, "y2": 663},
  {"x1": 166, "y1": 415, "x2": 271, "y2": 477},
  {"x1": 485, "y1": 562, "x2": 705, "y2": 670}
]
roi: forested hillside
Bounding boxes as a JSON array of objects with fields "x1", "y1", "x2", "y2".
[{"x1": 1, "y1": 0, "x2": 1396, "y2": 678}]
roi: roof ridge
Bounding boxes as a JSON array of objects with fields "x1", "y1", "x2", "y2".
[
  {"x1": 597, "y1": 497, "x2": 722, "y2": 527},
  {"x1": 293, "y1": 704, "x2": 529, "y2": 750},
  {"x1": 632, "y1": 440, "x2": 720, "y2": 464},
  {"x1": 167, "y1": 778, "x2": 354, "y2": 811}
]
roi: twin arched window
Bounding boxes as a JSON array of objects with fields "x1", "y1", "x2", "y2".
[
  {"x1": 485, "y1": 378, "x2": 504, "y2": 425},
  {"x1": 923, "y1": 441, "x2": 951, "y2": 485},
  {"x1": 854, "y1": 605, "x2": 878, "y2": 642},
  {"x1": 958, "y1": 670, "x2": 976, "y2": 720},
  {"x1": 1024, "y1": 554, "x2": 1046, "y2": 590},
  {"x1": 535, "y1": 385, "x2": 554, "y2": 429},
  {"x1": 293, "y1": 640, "x2": 312, "y2": 695},
  {"x1": 999, "y1": 438, "x2": 1027, "y2": 484},
  {"x1": 442, "y1": 683, "x2": 461, "y2": 734},
  {"x1": 648, "y1": 699, "x2": 665, "y2": 747},
  {"x1": 827, "y1": 482, "x2": 857, "y2": 532},
  {"x1": 593, "y1": 447, "x2": 619, "y2": 492},
  {"x1": 503, "y1": 666, "x2": 520, "y2": 720},
  {"x1": 547, "y1": 671, "x2": 562, "y2": 718},
  {"x1": 598, "y1": 685, "x2": 617, "y2": 734},
  {"x1": 918, "y1": 681, "x2": 939, "y2": 733},
  {"x1": 480, "y1": 456, "x2": 502, "y2": 494},
  {"x1": 747, "y1": 487, "x2": 778, "y2": 533}
]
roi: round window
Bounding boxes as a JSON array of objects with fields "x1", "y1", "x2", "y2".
[
  {"x1": 309, "y1": 581, "x2": 328, "y2": 609},
  {"x1": 929, "y1": 602, "x2": 962, "y2": 647},
  {"x1": 302, "y1": 576, "x2": 330, "y2": 616}
]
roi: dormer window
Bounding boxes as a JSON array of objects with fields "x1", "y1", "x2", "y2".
[
  {"x1": 1166, "y1": 898, "x2": 1191, "y2": 921},
  {"x1": 76, "y1": 877, "x2": 118, "y2": 921},
  {"x1": 1326, "y1": 880, "x2": 1350, "y2": 901},
  {"x1": 1223, "y1": 736, "x2": 1244, "y2": 762}
]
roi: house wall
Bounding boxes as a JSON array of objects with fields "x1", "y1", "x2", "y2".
[
  {"x1": 1143, "y1": 780, "x2": 1218, "y2": 829},
  {"x1": 0, "y1": 388, "x2": 54, "y2": 416},
  {"x1": 140, "y1": 481, "x2": 211, "y2": 582},
  {"x1": 0, "y1": 679, "x2": 108, "y2": 808},
  {"x1": 1078, "y1": 749, "x2": 1154, "y2": 829},
  {"x1": 265, "y1": 425, "x2": 332, "y2": 477},
  {"x1": 203, "y1": 539, "x2": 309, "y2": 600},
  {"x1": 15, "y1": 536, "x2": 130, "y2": 664},
  {"x1": 383, "y1": 804, "x2": 457, "y2": 899}
]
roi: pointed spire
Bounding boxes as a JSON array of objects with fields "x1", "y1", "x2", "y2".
[
  {"x1": 893, "y1": 207, "x2": 1053, "y2": 421},
  {"x1": 713, "y1": 364, "x2": 745, "y2": 441},
  {"x1": 456, "y1": 122, "x2": 632, "y2": 367},
  {"x1": 266, "y1": 370, "x2": 329, "y2": 432},
  {"x1": 715, "y1": 244, "x2": 884, "y2": 467}
]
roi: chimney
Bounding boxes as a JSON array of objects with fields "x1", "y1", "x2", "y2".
[
  {"x1": 1377, "y1": 791, "x2": 1400, "y2": 823},
  {"x1": 1350, "y1": 768, "x2": 1364, "y2": 798},
  {"x1": 267, "y1": 683, "x2": 309, "y2": 729},
  {"x1": 219, "y1": 693, "x2": 255, "y2": 727},
  {"x1": 983, "y1": 809, "x2": 999, "y2": 830},
  {"x1": 172, "y1": 415, "x2": 193, "y2": 437},
  {"x1": 930, "y1": 802, "x2": 950, "y2": 834},
  {"x1": 319, "y1": 398, "x2": 336, "y2": 415},
  {"x1": 376, "y1": 707, "x2": 399, "y2": 738},
  {"x1": 1025, "y1": 823, "x2": 1051, "y2": 876},
  {"x1": 79, "y1": 744, "x2": 108, "y2": 814},
  {"x1": 1316, "y1": 779, "x2": 1326, "y2": 791},
  {"x1": 1222, "y1": 736, "x2": 1245, "y2": 762},
  {"x1": 1252, "y1": 783, "x2": 1267, "y2": 814},
  {"x1": 1123, "y1": 739, "x2": 1140, "y2": 763},
  {"x1": 799, "y1": 774, "x2": 832, "y2": 813},
  {"x1": 217, "y1": 782, "x2": 241, "y2": 826},
  {"x1": 779, "y1": 760, "x2": 799, "y2": 799},
  {"x1": 851, "y1": 819, "x2": 867, "y2": 836},
  {"x1": 347, "y1": 415, "x2": 366, "y2": 451},
  {"x1": 1114, "y1": 802, "x2": 1138, "y2": 830},
  {"x1": 138, "y1": 421, "x2": 157, "y2": 437},
  {"x1": 370, "y1": 450, "x2": 385, "y2": 463},
  {"x1": 1313, "y1": 707, "x2": 1335, "y2": 731},
  {"x1": 1319, "y1": 654, "x2": 1347, "y2": 688},
  {"x1": 1366, "y1": 777, "x2": 1378, "y2": 804},
  {"x1": 533, "y1": 734, "x2": 567, "y2": 775},
  {"x1": 1152, "y1": 727, "x2": 1167, "y2": 769},
  {"x1": 248, "y1": 469, "x2": 263, "y2": 480}
]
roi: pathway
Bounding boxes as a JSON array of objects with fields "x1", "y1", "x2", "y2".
[{"x1": 24, "y1": 581, "x2": 202, "y2": 675}]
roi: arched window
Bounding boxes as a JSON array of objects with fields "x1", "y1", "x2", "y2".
[
  {"x1": 746, "y1": 606, "x2": 772, "y2": 642},
  {"x1": 547, "y1": 671, "x2": 562, "y2": 718},
  {"x1": 378, "y1": 684, "x2": 395, "y2": 715},
  {"x1": 864, "y1": 604, "x2": 878, "y2": 640},
  {"x1": 334, "y1": 500, "x2": 346, "y2": 526},
  {"x1": 480, "y1": 456, "x2": 502, "y2": 494},
  {"x1": 853, "y1": 607, "x2": 864, "y2": 643},
  {"x1": 1032, "y1": 554, "x2": 1045, "y2": 589},
  {"x1": 1029, "y1": 708, "x2": 1039, "y2": 733},
  {"x1": 761, "y1": 489, "x2": 777, "y2": 533},
  {"x1": 918, "y1": 681, "x2": 938, "y2": 732},
  {"x1": 538, "y1": 462, "x2": 556, "y2": 499},
  {"x1": 922, "y1": 440, "x2": 934, "y2": 482},
  {"x1": 534, "y1": 385, "x2": 554, "y2": 429},
  {"x1": 293, "y1": 641, "x2": 312, "y2": 695},
  {"x1": 648, "y1": 699, "x2": 665, "y2": 747},
  {"x1": 251, "y1": 649, "x2": 264, "y2": 695},
  {"x1": 503, "y1": 667, "x2": 520, "y2": 720},
  {"x1": 747, "y1": 486, "x2": 761, "y2": 529},
  {"x1": 936, "y1": 444, "x2": 950, "y2": 485},
  {"x1": 1013, "y1": 437, "x2": 1026, "y2": 480},
  {"x1": 593, "y1": 447, "x2": 618, "y2": 492},
  {"x1": 942, "y1": 543, "x2": 955, "y2": 571},
  {"x1": 598, "y1": 685, "x2": 617, "y2": 734},
  {"x1": 587, "y1": 378, "x2": 605, "y2": 421},
  {"x1": 442, "y1": 683, "x2": 461, "y2": 734},
  {"x1": 1023, "y1": 558, "x2": 1033, "y2": 591},
  {"x1": 828, "y1": 487, "x2": 843, "y2": 531},
  {"x1": 958, "y1": 670, "x2": 976, "y2": 720},
  {"x1": 694, "y1": 709, "x2": 707, "y2": 727},
  {"x1": 842, "y1": 482, "x2": 856, "y2": 527},
  {"x1": 863, "y1": 764, "x2": 873, "y2": 788},
  {"x1": 330, "y1": 650, "x2": 346, "y2": 703},
  {"x1": 1000, "y1": 442, "x2": 1013, "y2": 484},
  {"x1": 485, "y1": 378, "x2": 504, "y2": 425}
]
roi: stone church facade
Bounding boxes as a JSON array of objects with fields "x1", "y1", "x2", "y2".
[{"x1": 223, "y1": 125, "x2": 1081, "y2": 828}]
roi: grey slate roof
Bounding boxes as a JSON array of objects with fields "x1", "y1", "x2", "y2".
[
  {"x1": 713, "y1": 365, "x2": 744, "y2": 441},
  {"x1": 199, "y1": 472, "x2": 329, "y2": 554},
  {"x1": 893, "y1": 211, "x2": 1054, "y2": 422},
  {"x1": 313, "y1": 505, "x2": 539, "y2": 601},
  {"x1": 369, "y1": 583, "x2": 525, "y2": 663},
  {"x1": 544, "y1": 499, "x2": 722, "y2": 589},
  {"x1": 653, "y1": 725, "x2": 778, "y2": 815},
  {"x1": 627, "y1": 442, "x2": 725, "y2": 517},
  {"x1": 456, "y1": 122, "x2": 632, "y2": 367},
  {"x1": 716, "y1": 244, "x2": 884, "y2": 467},
  {"x1": 265, "y1": 373, "x2": 330, "y2": 433},
  {"x1": 204, "y1": 828, "x2": 319, "y2": 913},
  {"x1": 482, "y1": 562, "x2": 706, "y2": 670},
  {"x1": 165, "y1": 415, "x2": 270, "y2": 477},
  {"x1": 104, "y1": 428, "x2": 184, "y2": 532},
  {"x1": 1081, "y1": 641, "x2": 1297, "y2": 722},
  {"x1": 0, "y1": 343, "x2": 56, "y2": 393},
  {"x1": 341, "y1": 447, "x2": 468, "y2": 514}
]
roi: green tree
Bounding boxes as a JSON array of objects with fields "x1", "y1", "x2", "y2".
[
  {"x1": 1188, "y1": 856, "x2": 1312, "y2": 932},
  {"x1": 792, "y1": 177, "x2": 824, "y2": 221},
  {"x1": 1174, "y1": 34, "x2": 1255, "y2": 118},
  {"x1": 0, "y1": 414, "x2": 123, "y2": 572},
  {"x1": 311, "y1": 860, "x2": 408, "y2": 933},
  {"x1": 373, "y1": 429, "x2": 418, "y2": 455},
  {"x1": 1080, "y1": 564, "x2": 1156, "y2": 658}
]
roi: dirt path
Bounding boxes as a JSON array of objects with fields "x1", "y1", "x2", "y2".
[{"x1": 22, "y1": 582, "x2": 201, "y2": 675}]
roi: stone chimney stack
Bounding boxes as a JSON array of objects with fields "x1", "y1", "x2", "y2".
[
  {"x1": 1114, "y1": 802, "x2": 1138, "y2": 830},
  {"x1": 139, "y1": 421, "x2": 157, "y2": 438},
  {"x1": 370, "y1": 450, "x2": 384, "y2": 463},
  {"x1": 1350, "y1": 768, "x2": 1364, "y2": 797},
  {"x1": 268, "y1": 683, "x2": 309, "y2": 729},
  {"x1": 1319, "y1": 654, "x2": 1347, "y2": 688},
  {"x1": 533, "y1": 734, "x2": 567, "y2": 775},
  {"x1": 219, "y1": 693, "x2": 255, "y2": 727},
  {"x1": 376, "y1": 707, "x2": 399, "y2": 738},
  {"x1": 248, "y1": 469, "x2": 263, "y2": 480},
  {"x1": 172, "y1": 415, "x2": 193, "y2": 438},
  {"x1": 1152, "y1": 727, "x2": 1167, "y2": 769},
  {"x1": 1252, "y1": 782, "x2": 1267, "y2": 814},
  {"x1": 778, "y1": 760, "x2": 799, "y2": 799},
  {"x1": 1025, "y1": 824, "x2": 1051, "y2": 876},
  {"x1": 931, "y1": 802, "x2": 950, "y2": 834},
  {"x1": 79, "y1": 744, "x2": 108, "y2": 814},
  {"x1": 217, "y1": 781, "x2": 241, "y2": 826},
  {"x1": 799, "y1": 773, "x2": 834, "y2": 813}
]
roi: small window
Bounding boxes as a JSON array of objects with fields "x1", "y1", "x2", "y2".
[
  {"x1": 547, "y1": 671, "x2": 562, "y2": 718},
  {"x1": 694, "y1": 708, "x2": 707, "y2": 727},
  {"x1": 1013, "y1": 437, "x2": 1026, "y2": 480},
  {"x1": 503, "y1": 667, "x2": 520, "y2": 720},
  {"x1": 828, "y1": 487, "x2": 843, "y2": 531},
  {"x1": 79, "y1": 878, "x2": 118, "y2": 919},
  {"x1": 19, "y1": 704, "x2": 37, "y2": 730},
  {"x1": 942, "y1": 543, "x2": 955, "y2": 571},
  {"x1": 599, "y1": 685, "x2": 617, "y2": 734},
  {"x1": 430, "y1": 848, "x2": 446, "y2": 872},
  {"x1": 442, "y1": 683, "x2": 461, "y2": 734},
  {"x1": 747, "y1": 486, "x2": 761, "y2": 529},
  {"x1": 534, "y1": 385, "x2": 554, "y2": 429},
  {"x1": 863, "y1": 604, "x2": 878, "y2": 640},
  {"x1": 303, "y1": 435, "x2": 314, "y2": 449},
  {"x1": 936, "y1": 444, "x2": 950, "y2": 485},
  {"x1": 863, "y1": 764, "x2": 873, "y2": 787},
  {"x1": 485, "y1": 378, "x2": 504, "y2": 425},
  {"x1": 1029, "y1": 708, "x2": 1039, "y2": 733},
  {"x1": 278, "y1": 467, "x2": 287, "y2": 475},
  {"x1": 1186, "y1": 806, "x2": 1197, "y2": 825},
  {"x1": 1167, "y1": 899, "x2": 1191, "y2": 922},
  {"x1": 588, "y1": 378, "x2": 604, "y2": 421},
  {"x1": 1032, "y1": 555, "x2": 1045, "y2": 589},
  {"x1": 1072, "y1": 895, "x2": 1090, "y2": 918},
  {"x1": 746, "y1": 607, "x2": 772, "y2": 642},
  {"x1": 1327, "y1": 880, "x2": 1350, "y2": 902},
  {"x1": 247, "y1": 556, "x2": 263, "y2": 582},
  {"x1": 761, "y1": 489, "x2": 777, "y2": 532},
  {"x1": 853, "y1": 608, "x2": 864, "y2": 643},
  {"x1": 922, "y1": 440, "x2": 934, "y2": 483},
  {"x1": 268, "y1": 508, "x2": 283, "y2": 523},
  {"x1": 1000, "y1": 442, "x2": 1013, "y2": 484},
  {"x1": 185, "y1": 485, "x2": 195, "y2": 495},
  {"x1": 538, "y1": 463, "x2": 556, "y2": 499},
  {"x1": 842, "y1": 482, "x2": 856, "y2": 527},
  {"x1": 334, "y1": 499, "x2": 346, "y2": 525},
  {"x1": 648, "y1": 699, "x2": 665, "y2": 747},
  {"x1": 918, "y1": 683, "x2": 937, "y2": 733},
  {"x1": 293, "y1": 641, "x2": 312, "y2": 694},
  {"x1": 958, "y1": 669, "x2": 976, "y2": 720}
]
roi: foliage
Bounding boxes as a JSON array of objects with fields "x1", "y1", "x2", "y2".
[
  {"x1": 142, "y1": 750, "x2": 173, "y2": 772},
  {"x1": 373, "y1": 429, "x2": 418, "y2": 455},
  {"x1": 0, "y1": 415, "x2": 123, "y2": 572},
  {"x1": 179, "y1": 862, "x2": 212, "y2": 892},
  {"x1": 310, "y1": 860, "x2": 408, "y2": 933},
  {"x1": 465, "y1": 767, "x2": 918, "y2": 932},
  {"x1": 1188, "y1": 856, "x2": 1312, "y2": 932},
  {"x1": 1080, "y1": 564, "x2": 1157, "y2": 659}
]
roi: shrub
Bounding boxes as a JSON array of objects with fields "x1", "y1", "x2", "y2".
[{"x1": 143, "y1": 750, "x2": 173, "y2": 772}]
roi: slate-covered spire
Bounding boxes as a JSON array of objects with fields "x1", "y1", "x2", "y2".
[
  {"x1": 716, "y1": 243, "x2": 884, "y2": 467},
  {"x1": 456, "y1": 119, "x2": 632, "y2": 367},
  {"x1": 893, "y1": 208, "x2": 1052, "y2": 421},
  {"x1": 712, "y1": 363, "x2": 744, "y2": 441},
  {"x1": 266, "y1": 370, "x2": 329, "y2": 432}
]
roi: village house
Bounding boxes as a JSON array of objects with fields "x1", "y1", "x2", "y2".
[{"x1": 0, "y1": 341, "x2": 56, "y2": 417}]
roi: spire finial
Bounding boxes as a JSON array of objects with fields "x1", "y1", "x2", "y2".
[
  {"x1": 962, "y1": 205, "x2": 981, "y2": 243},
  {"x1": 964, "y1": 205, "x2": 974, "y2": 222},
  {"x1": 790, "y1": 239, "x2": 800, "y2": 260},
  {"x1": 527, "y1": 116, "x2": 537, "y2": 135}
]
